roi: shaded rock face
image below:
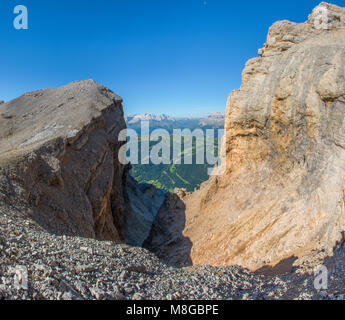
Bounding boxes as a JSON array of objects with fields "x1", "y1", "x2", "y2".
[
  {"x1": 0, "y1": 80, "x2": 128, "y2": 241},
  {"x1": 124, "y1": 175, "x2": 166, "y2": 246},
  {"x1": 148, "y1": 2, "x2": 345, "y2": 271},
  {"x1": 143, "y1": 192, "x2": 193, "y2": 267}
]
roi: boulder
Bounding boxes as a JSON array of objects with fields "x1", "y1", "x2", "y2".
[{"x1": 0, "y1": 80, "x2": 128, "y2": 241}]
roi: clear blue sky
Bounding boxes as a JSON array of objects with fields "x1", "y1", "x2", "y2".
[{"x1": 1, "y1": 0, "x2": 344, "y2": 117}]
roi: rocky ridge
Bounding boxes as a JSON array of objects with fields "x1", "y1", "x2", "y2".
[
  {"x1": 2, "y1": 2, "x2": 345, "y2": 301},
  {"x1": 0, "y1": 80, "x2": 129, "y2": 241},
  {"x1": 0, "y1": 80, "x2": 164, "y2": 245},
  {"x1": 146, "y1": 2, "x2": 345, "y2": 272}
]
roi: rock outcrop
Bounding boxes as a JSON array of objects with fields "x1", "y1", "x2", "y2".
[
  {"x1": 125, "y1": 175, "x2": 166, "y2": 246},
  {"x1": 143, "y1": 191, "x2": 193, "y2": 267},
  {"x1": 146, "y1": 2, "x2": 345, "y2": 271},
  {"x1": 0, "y1": 80, "x2": 171, "y2": 247},
  {"x1": 0, "y1": 80, "x2": 130, "y2": 241}
]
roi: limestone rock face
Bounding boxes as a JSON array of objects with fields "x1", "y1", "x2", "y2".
[
  {"x1": 0, "y1": 80, "x2": 128, "y2": 241},
  {"x1": 150, "y1": 2, "x2": 345, "y2": 271}
]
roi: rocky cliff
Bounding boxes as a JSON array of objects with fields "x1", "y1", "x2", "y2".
[
  {"x1": 146, "y1": 2, "x2": 345, "y2": 271},
  {"x1": 125, "y1": 175, "x2": 166, "y2": 246},
  {"x1": 0, "y1": 80, "x2": 162, "y2": 243}
]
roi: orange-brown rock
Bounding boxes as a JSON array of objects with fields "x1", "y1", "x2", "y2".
[{"x1": 147, "y1": 2, "x2": 345, "y2": 271}]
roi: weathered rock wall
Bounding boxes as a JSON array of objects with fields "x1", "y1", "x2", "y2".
[
  {"x1": 124, "y1": 175, "x2": 166, "y2": 246},
  {"x1": 0, "y1": 80, "x2": 129, "y2": 241},
  {"x1": 146, "y1": 2, "x2": 345, "y2": 271}
]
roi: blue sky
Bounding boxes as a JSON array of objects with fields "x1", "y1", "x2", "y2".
[{"x1": 1, "y1": 0, "x2": 344, "y2": 117}]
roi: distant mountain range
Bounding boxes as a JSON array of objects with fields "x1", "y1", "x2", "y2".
[
  {"x1": 126, "y1": 113, "x2": 176, "y2": 124},
  {"x1": 125, "y1": 112, "x2": 224, "y2": 133},
  {"x1": 198, "y1": 112, "x2": 224, "y2": 128},
  {"x1": 127, "y1": 112, "x2": 224, "y2": 193}
]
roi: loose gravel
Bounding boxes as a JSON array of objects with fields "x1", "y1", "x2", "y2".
[{"x1": 1, "y1": 206, "x2": 344, "y2": 300}]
